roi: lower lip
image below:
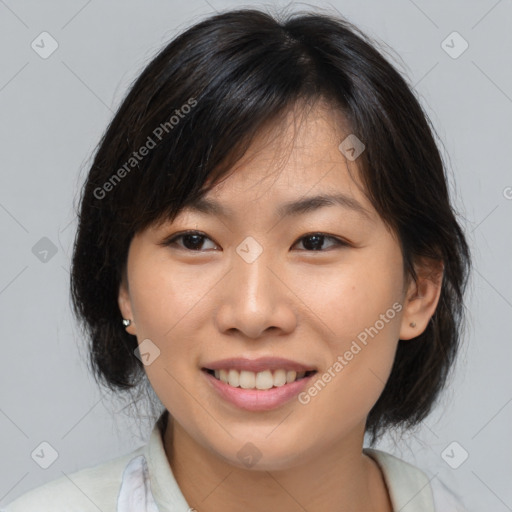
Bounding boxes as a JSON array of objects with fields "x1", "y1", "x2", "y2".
[{"x1": 202, "y1": 370, "x2": 316, "y2": 411}]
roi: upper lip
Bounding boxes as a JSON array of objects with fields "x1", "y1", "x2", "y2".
[{"x1": 202, "y1": 357, "x2": 317, "y2": 373}]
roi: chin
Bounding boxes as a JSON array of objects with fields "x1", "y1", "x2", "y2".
[{"x1": 210, "y1": 435, "x2": 313, "y2": 472}]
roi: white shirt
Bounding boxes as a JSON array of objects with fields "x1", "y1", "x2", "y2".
[{"x1": 1, "y1": 412, "x2": 467, "y2": 511}]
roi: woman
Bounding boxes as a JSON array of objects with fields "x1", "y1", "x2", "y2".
[{"x1": 2, "y1": 7, "x2": 471, "y2": 512}]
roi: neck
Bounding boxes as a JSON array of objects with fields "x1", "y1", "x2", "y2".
[{"x1": 162, "y1": 415, "x2": 392, "y2": 512}]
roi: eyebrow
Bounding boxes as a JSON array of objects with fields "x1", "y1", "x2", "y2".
[{"x1": 183, "y1": 193, "x2": 373, "y2": 221}]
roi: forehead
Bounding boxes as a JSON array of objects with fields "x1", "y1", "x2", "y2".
[{"x1": 188, "y1": 102, "x2": 374, "y2": 219}]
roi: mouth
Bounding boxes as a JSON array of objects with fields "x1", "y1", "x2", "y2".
[
  {"x1": 200, "y1": 357, "x2": 319, "y2": 411},
  {"x1": 201, "y1": 368, "x2": 317, "y2": 390}
]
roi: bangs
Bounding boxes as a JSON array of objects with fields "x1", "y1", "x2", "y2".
[{"x1": 93, "y1": 17, "x2": 346, "y2": 237}]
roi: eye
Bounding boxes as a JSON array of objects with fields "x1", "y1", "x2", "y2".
[
  {"x1": 160, "y1": 231, "x2": 349, "y2": 252},
  {"x1": 292, "y1": 233, "x2": 349, "y2": 251},
  {"x1": 160, "y1": 230, "x2": 218, "y2": 251}
]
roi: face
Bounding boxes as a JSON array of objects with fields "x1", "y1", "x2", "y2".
[{"x1": 118, "y1": 102, "x2": 439, "y2": 471}]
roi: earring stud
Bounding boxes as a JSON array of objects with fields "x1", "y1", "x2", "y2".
[
  {"x1": 122, "y1": 318, "x2": 132, "y2": 327},
  {"x1": 409, "y1": 322, "x2": 416, "y2": 328}
]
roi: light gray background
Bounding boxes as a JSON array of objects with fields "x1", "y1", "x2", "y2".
[{"x1": 1, "y1": 0, "x2": 511, "y2": 510}]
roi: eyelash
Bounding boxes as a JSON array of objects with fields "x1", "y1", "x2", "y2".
[{"x1": 160, "y1": 230, "x2": 350, "y2": 252}]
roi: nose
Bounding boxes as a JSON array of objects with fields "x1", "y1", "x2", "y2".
[{"x1": 214, "y1": 247, "x2": 297, "y2": 339}]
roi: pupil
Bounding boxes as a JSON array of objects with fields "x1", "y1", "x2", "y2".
[
  {"x1": 184, "y1": 234, "x2": 203, "y2": 250},
  {"x1": 304, "y1": 235, "x2": 323, "y2": 251}
]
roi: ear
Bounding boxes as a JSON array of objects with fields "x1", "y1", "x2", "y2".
[
  {"x1": 118, "y1": 271, "x2": 137, "y2": 336},
  {"x1": 399, "y1": 258, "x2": 444, "y2": 340}
]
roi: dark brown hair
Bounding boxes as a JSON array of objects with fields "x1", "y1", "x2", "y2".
[{"x1": 70, "y1": 7, "x2": 471, "y2": 444}]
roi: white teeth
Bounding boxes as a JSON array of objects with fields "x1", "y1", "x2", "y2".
[
  {"x1": 209, "y1": 368, "x2": 311, "y2": 389},
  {"x1": 228, "y1": 369, "x2": 239, "y2": 388},
  {"x1": 255, "y1": 370, "x2": 273, "y2": 390},
  {"x1": 286, "y1": 370, "x2": 297, "y2": 383},
  {"x1": 239, "y1": 370, "x2": 256, "y2": 389},
  {"x1": 273, "y1": 369, "x2": 287, "y2": 387}
]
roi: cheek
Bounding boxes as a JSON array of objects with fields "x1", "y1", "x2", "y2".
[
  {"x1": 127, "y1": 260, "x2": 205, "y2": 424},
  {"x1": 297, "y1": 294, "x2": 401, "y2": 444},
  {"x1": 296, "y1": 249, "x2": 403, "y2": 413},
  {"x1": 128, "y1": 256, "x2": 213, "y2": 341},
  {"x1": 126, "y1": 254, "x2": 226, "y2": 403},
  {"x1": 300, "y1": 252, "x2": 404, "y2": 345}
]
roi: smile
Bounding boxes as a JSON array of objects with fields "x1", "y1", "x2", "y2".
[
  {"x1": 201, "y1": 366, "x2": 318, "y2": 411},
  {"x1": 204, "y1": 368, "x2": 316, "y2": 390}
]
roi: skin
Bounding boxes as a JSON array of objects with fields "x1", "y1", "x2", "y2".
[{"x1": 118, "y1": 101, "x2": 443, "y2": 512}]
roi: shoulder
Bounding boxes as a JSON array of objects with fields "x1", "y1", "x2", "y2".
[
  {"x1": 1, "y1": 445, "x2": 145, "y2": 512},
  {"x1": 364, "y1": 448, "x2": 468, "y2": 512}
]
